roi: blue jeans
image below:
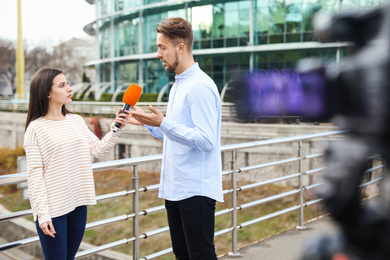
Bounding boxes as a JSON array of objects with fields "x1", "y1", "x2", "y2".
[
  {"x1": 165, "y1": 196, "x2": 217, "y2": 260},
  {"x1": 36, "y1": 206, "x2": 87, "y2": 260}
]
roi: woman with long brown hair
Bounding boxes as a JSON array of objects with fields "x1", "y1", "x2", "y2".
[{"x1": 24, "y1": 67, "x2": 129, "y2": 260}]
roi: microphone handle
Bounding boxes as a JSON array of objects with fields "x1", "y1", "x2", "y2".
[{"x1": 113, "y1": 103, "x2": 131, "y2": 132}]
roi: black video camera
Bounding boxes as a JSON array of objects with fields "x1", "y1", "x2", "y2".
[{"x1": 231, "y1": 2, "x2": 390, "y2": 260}]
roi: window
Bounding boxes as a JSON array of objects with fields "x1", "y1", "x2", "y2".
[
  {"x1": 115, "y1": 17, "x2": 139, "y2": 56},
  {"x1": 191, "y1": 5, "x2": 213, "y2": 48}
]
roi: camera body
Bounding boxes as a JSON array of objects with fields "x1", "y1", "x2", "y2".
[
  {"x1": 231, "y1": 2, "x2": 390, "y2": 259},
  {"x1": 300, "y1": 4, "x2": 390, "y2": 260},
  {"x1": 304, "y1": 5, "x2": 390, "y2": 259}
]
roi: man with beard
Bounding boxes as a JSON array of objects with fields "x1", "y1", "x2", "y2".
[{"x1": 128, "y1": 17, "x2": 223, "y2": 259}]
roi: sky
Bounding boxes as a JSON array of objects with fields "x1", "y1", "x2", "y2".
[{"x1": 0, "y1": 0, "x2": 95, "y2": 50}]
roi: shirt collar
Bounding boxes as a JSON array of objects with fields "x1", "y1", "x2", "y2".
[{"x1": 174, "y1": 62, "x2": 199, "y2": 84}]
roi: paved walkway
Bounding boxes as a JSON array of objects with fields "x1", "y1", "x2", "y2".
[{"x1": 218, "y1": 216, "x2": 339, "y2": 260}]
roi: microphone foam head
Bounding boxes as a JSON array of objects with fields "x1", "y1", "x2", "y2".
[{"x1": 122, "y1": 84, "x2": 142, "y2": 106}]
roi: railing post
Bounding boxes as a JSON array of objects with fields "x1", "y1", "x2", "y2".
[
  {"x1": 228, "y1": 150, "x2": 241, "y2": 257},
  {"x1": 132, "y1": 165, "x2": 140, "y2": 259},
  {"x1": 296, "y1": 141, "x2": 307, "y2": 230}
]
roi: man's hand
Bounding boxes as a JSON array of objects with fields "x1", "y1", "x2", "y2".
[
  {"x1": 127, "y1": 106, "x2": 146, "y2": 125},
  {"x1": 129, "y1": 105, "x2": 164, "y2": 127},
  {"x1": 40, "y1": 220, "x2": 56, "y2": 238}
]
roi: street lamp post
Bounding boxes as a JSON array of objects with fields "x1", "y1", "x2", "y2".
[{"x1": 16, "y1": 0, "x2": 25, "y2": 100}]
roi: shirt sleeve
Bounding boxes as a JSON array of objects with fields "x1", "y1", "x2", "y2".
[
  {"x1": 24, "y1": 126, "x2": 51, "y2": 226},
  {"x1": 78, "y1": 116, "x2": 122, "y2": 159},
  {"x1": 143, "y1": 125, "x2": 164, "y2": 140},
  {"x1": 159, "y1": 83, "x2": 220, "y2": 152}
]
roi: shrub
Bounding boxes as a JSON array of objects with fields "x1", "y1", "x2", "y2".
[
  {"x1": 139, "y1": 93, "x2": 159, "y2": 102},
  {"x1": 0, "y1": 146, "x2": 25, "y2": 194},
  {"x1": 0, "y1": 146, "x2": 25, "y2": 175},
  {"x1": 99, "y1": 93, "x2": 113, "y2": 102}
]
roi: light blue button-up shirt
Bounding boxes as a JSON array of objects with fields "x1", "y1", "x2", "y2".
[{"x1": 145, "y1": 63, "x2": 223, "y2": 202}]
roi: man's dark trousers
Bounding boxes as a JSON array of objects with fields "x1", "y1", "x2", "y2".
[{"x1": 165, "y1": 196, "x2": 217, "y2": 260}]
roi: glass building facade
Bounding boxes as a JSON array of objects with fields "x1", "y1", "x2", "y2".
[{"x1": 83, "y1": 0, "x2": 388, "y2": 97}]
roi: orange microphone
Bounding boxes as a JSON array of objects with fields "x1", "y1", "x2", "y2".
[{"x1": 113, "y1": 83, "x2": 142, "y2": 132}]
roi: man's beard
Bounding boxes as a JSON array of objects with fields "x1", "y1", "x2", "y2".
[{"x1": 165, "y1": 52, "x2": 179, "y2": 72}]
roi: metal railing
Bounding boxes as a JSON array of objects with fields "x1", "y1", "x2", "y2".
[{"x1": 0, "y1": 131, "x2": 384, "y2": 259}]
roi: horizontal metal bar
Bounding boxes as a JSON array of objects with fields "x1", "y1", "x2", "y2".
[
  {"x1": 92, "y1": 154, "x2": 162, "y2": 172},
  {"x1": 365, "y1": 165, "x2": 384, "y2": 172},
  {"x1": 305, "y1": 198, "x2": 323, "y2": 206},
  {"x1": 223, "y1": 188, "x2": 234, "y2": 195},
  {"x1": 75, "y1": 238, "x2": 132, "y2": 259},
  {"x1": 143, "y1": 226, "x2": 169, "y2": 238},
  {"x1": 301, "y1": 163, "x2": 383, "y2": 177},
  {"x1": 143, "y1": 247, "x2": 173, "y2": 260},
  {"x1": 304, "y1": 153, "x2": 324, "y2": 159},
  {"x1": 239, "y1": 157, "x2": 300, "y2": 173},
  {"x1": 0, "y1": 195, "x2": 134, "y2": 223},
  {"x1": 305, "y1": 183, "x2": 322, "y2": 190},
  {"x1": 306, "y1": 176, "x2": 382, "y2": 192},
  {"x1": 0, "y1": 236, "x2": 39, "y2": 251},
  {"x1": 0, "y1": 158, "x2": 162, "y2": 186},
  {"x1": 240, "y1": 189, "x2": 300, "y2": 210},
  {"x1": 360, "y1": 177, "x2": 382, "y2": 188},
  {"x1": 214, "y1": 227, "x2": 234, "y2": 237},
  {"x1": 240, "y1": 205, "x2": 301, "y2": 228},
  {"x1": 368, "y1": 154, "x2": 381, "y2": 160},
  {"x1": 305, "y1": 167, "x2": 326, "y2": 175},
  {"x1": 0, "y1": 209, "x2": 32, "y2": 222},
  {"x1": 215, "y1": 208, "x2": 234, "y2": 217},
  {"x1": 221, "y1": 131, "x2": 346, "y2": 152},
  {"x1": 86, "y1": 214, "x2": 132, "y2": 230},
  {"x1": 222, "y1": 170, "x2": 233, "y2": 176},
  {"x1": 0, "y1": 172, "x2": 27, "y2": 186},
  {"x1": 239, "y1": 173, "x2": 300, "y2": 191},
  {"x1": 95, "y1": 190, "x2": 133, "y2": 201},
  {"x1": 142, "y1": 205, "x2": 165, "y2": 215},
  {"x1": 143, "y1": 184, "x2": 159, "y2": 192}
]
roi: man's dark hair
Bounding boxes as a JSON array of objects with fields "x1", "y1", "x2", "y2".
[{"x1": 156, "y1": 17, "x2": 193, "y2": 51}]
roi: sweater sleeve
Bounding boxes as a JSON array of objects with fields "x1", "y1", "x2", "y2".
[
  {"x1": 24, "y1": 126, "x2": 51, "y2": 226},
  {"x1": 78, "y1": 115, "x2": 122, "y2": 159}
]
